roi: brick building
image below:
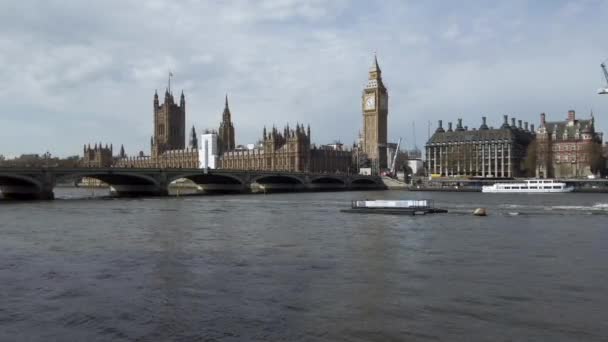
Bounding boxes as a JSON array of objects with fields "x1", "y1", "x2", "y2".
[{"x1": 535, "y1": 110, "x2": 604, "y2": 178}]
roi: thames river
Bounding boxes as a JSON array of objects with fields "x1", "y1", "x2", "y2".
[{"x1": 1, "y1": 189, "x2": 607, "y2": 341}]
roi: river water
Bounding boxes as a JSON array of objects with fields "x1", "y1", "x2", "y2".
[{"x1": 1, "y1": 189, "x2": 607, "y2": 341}]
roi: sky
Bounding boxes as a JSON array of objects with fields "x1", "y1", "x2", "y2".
[{"x1": 1, "y1": 0, "x2": 608, "y2": 157}]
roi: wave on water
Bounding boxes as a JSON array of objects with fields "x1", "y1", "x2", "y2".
[{"x1": 550, "y1": 204, "x2": 608, "y2": 211}]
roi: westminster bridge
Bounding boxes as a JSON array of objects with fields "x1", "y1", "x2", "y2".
[{"x1": 0, "y1": 168, "x2": 385, "y2": 200}]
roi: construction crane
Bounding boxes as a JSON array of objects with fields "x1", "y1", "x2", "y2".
[
  {"x1": 598, "y1": 60, "x2": 608, "y2": 94},
  {"x1": 390, "y1": 137, "x2": 402, "y2": 176}
]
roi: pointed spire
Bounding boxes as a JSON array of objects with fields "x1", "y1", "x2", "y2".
[
  {"x1": 370, "y1": 52, "x2": 381, "y2": 73},
  {"x1": 120, "y1": 144, "x2": 125, "y2": 158},
  {"x1": 222, "y1": 94, "x2": 231, "y2": 121},
  {"x1": 189, "y1": 125, "x2": 198, "y2": 149}
]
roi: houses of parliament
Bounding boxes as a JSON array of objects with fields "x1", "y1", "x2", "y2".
[{"x1": 83, "y1": 56, "x2": 389, "y2": 174}]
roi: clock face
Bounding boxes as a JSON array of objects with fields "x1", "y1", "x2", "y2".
[{"x1": 364, "y1": 95, "x2": 375, "y2": 110}]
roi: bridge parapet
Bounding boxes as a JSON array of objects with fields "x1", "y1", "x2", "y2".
[{"x1": 0, "y1": 167, "x2": 385, "y2": 199}]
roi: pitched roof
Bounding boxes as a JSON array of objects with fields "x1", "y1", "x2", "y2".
[{"x1": 543, "y1": 119, "x2": 594, "y2": 140}]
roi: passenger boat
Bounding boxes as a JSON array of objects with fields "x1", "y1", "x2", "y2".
[
  {"x1": 341, "y1": 199, "x2": 448, "y2": 215},
  {"x1": 482, "y1": 179, "x2": 574, "y2": 193}
]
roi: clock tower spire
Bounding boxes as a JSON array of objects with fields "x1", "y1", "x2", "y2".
[{"x1": 362, "y1": 53, "x2": 388, "y2": 171}]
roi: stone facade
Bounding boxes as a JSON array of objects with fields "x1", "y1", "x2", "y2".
[
  {"x1": 152, "y1": 89, "x2": 186, "y2": 158},
  {"x1": 82, "y1": 143, "x2": 113, "y2": 168},
  {"x1": 218, "y1": 95, "x2": 235, "y2": 154},
  {"x1": 536, "y1": 111, "x2": 603, "y2": 178},
  {"x1": 114, "y1": 149, "x2": 199, "y2": 168},
  {"x1": 362, "y1": 55, "x2": 389, "y2": 169},
  {"x1": 425, "y1": 116, "x2": 535, "y2": 178},
  {"x1": 86, "y1": 79, "x2": 354, "y2": 172},
  {"x1": 114, "y1": 89, "x2": 199, "y2": 168},
  {"x1": 219, "y1": 125, "x2": 352, "y2": 173}
]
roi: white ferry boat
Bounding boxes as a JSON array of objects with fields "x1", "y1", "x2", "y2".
[{"x1": 482, "y1": 179, "x2": 574, "y2": 193}]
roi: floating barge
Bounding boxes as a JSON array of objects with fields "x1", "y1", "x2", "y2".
[{"x1": 341, "y1": 200, "x2": 448, "y2": 215}]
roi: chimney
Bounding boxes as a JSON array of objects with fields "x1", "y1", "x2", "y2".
[
  {"x1": 518, "y1": 120, "x2": 522, "y2": 129},
  {"x1": 448, "y1": 122, "x2": 453, "y2": 132},
  {"x1": 525, "y1": 122, "x2": 529, "y2": 131},
  {"x1": 457, "y1": 118, "x2": 463, "y2": 129},
  {"x1": 436, "y1": 120, "x2": 445, "y2": 133},
  {"x1": 511, "y1": 118, "x2": 516, "y2": 127},
  {"x1": 540, "y1": 113, "x2": 546, "y2": 126},
  {"x1": 501, "y1": 115, "x2": 510, "y2": 129},
  {"x1": 531, "y1": 124, "x2": 535, "y2": 132},
  {"x1": 480, "y1": 116, "x2": 489, "y2": 130},
  {"x1": 568, "y1": 110, "x2": 575, "y2": 122}
]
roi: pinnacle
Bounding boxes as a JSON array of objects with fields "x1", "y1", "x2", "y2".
[{"x1": 371, "y1": 52, "x2": 381, "y2": 72}]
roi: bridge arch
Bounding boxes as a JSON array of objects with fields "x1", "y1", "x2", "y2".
[
  {"x1": 253, "y1": 174, "x2": 305, "y2": 185},
  {"x1": 310, "y1": 176, "x2": 346, "y2": 185},
  {"x1": 171, "y1": 173, "x2": 245, "y2": 193},
  {"x1": 57, "y1": 171, "x2": 164, "y2": 196},
  {"x1": 350, "y1": 177, "x2": 382, "y2": 189},
  {"x1": 170, "y1": 173, "x2": 244, "y2": 185},
  {"x1": 251, "y1": 174, "x2": 306, "y2": 193},
  {"x1": 351, "y1": 177, "x2": 381, "y2": 185},
  {"x1": 0, "y1": 173, "x2": 47, "y2": 199},
  {"x1": 57, "y1": 172, "x2": 160, "y2": 187},
  {"x1": 0, "y1": 174, "x2": 43, "y2": 189}
]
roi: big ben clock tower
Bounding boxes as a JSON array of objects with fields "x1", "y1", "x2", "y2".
[{"x1": 362, "y1": 54, "x2": 388, "y2": 170}]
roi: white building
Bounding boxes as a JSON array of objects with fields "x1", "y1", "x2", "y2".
[
  {"x1": 199, "y1": 132, "x2": 219, "y2": 169},
  {"x1": 407, "y1": 159, "x2": 424, "y2": 175}
]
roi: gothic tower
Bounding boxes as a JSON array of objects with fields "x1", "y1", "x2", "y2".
[
  {"x1": 189, "y1": 125, "x2": 198, "y2": 150},
  {"x1": 218, "y1": 94, "x2": 235, "y2": 154},
  {"x1": 362, "y1": 54, "x2": 388, "y2": 170},
  {"x1": 152, "y1": 89, "x2": 186, "y2": 157}
]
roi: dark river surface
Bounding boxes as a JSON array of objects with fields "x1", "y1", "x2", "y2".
[{"x1": 1, "y1": 189, "x2": 607, "y2": 341}]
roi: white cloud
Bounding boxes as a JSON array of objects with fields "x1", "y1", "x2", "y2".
[{"x1": 1, "y1": 0, "x2": 607, "y2": 155}]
